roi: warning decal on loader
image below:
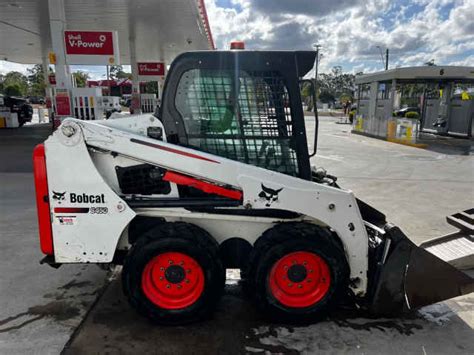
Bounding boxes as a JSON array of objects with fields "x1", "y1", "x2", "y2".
[{"x1": 55, "y1": 215, "x2": 77, "y2": 225}]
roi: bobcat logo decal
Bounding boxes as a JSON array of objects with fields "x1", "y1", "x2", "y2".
[
  {"x1": 259, "y1": 184, "x2": 283, "y2": 207},
  {"x1": 52, "y1": 191, "x2": 66, "y2": 203}
]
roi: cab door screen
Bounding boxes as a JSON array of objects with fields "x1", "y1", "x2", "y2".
[{"x1": 174, "y1": 68, "x2": 299, "y2": 177}]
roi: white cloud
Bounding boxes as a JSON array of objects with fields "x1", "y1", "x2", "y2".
[
  {"x1": 205, "y1": 0, "x2": 474, "y2": 73},
  {"x1": 447, "y1": 55, "x2": 474, "y2": 67},
  {"x1": 0, "y1": 61, "x2": 33, "y2": 75}
]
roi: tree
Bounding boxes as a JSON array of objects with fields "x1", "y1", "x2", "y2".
[
  {"x1": 73, "y1": 71, "x2": 90, "y2": 87},
  {"x1": 27, "y1": 64, "x2": 46, "y2": 96},
  {"x1": 317, "y1": 66, "x2": 355, "y2": 103},
  {"x1": 300, "y1": 81, "x2": 317, "y2": 111},
  {"x1": 319, "y1": 90, "x2": 335, "y2": 103},
  {"x1": 2, "y1": 71, "x2": 28, "y2": 96},
  {"x1": 4, "y1": 84, "x2": 22, "y2": 96},
  {"x1": 339, "y1": 92, "x2": 353, "y2": 104},
  {"x1": 144, "y1": 81, "x2": 158, "y2": 94},
  {"x1": 0, "y1": 73, "x2": 4, "y2": 93},
  {"x1": 110, "y1": 65, "x2": 132, "y2": 80}
]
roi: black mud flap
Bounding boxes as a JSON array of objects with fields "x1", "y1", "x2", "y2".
[
  {"x1": 369, "y1": 225, "x2": 474, "y2": 315},
  {"x1": 40, "y1": 255, "x2": 62, "y2": 269}
]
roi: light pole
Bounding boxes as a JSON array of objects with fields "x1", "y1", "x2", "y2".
[
  {"x1": 313, "y1": 43, "x2": 322, "y2": 84},
  {"x1": 376, "y1": 46, "x2": 389, "y2": 70},
  {"x1": 312, "y1": 43, "x2": 322, "y2": 112}
]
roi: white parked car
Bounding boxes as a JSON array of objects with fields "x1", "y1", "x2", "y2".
[{"x1": 99, "y1": 96, "x2": 122, "y2": 118}]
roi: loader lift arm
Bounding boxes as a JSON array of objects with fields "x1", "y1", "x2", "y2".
[{"x1": 55, "y1": 115, "x2": 370, "y2": 297}]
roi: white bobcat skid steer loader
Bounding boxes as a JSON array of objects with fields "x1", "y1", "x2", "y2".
[{"x1": 33, "y1": 50, "x2": 474, "y2": 324}]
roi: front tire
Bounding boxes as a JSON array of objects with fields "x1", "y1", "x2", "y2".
[
  {"x1": 122, "y1": 222, "x2": 225, "y2": 324},
  {"x1": 249, "y1": 223, "x2": 349, "y2": 322}
]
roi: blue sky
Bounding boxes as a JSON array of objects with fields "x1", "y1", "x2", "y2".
[{"x1": 1, "y1": 0, "x2": 472, "y2": 78}]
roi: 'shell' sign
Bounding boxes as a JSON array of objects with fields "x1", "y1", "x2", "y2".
[
  {"x1": 138, "y1": 62, "x2": 165, "y2": 76},
  {"x1": 137, "y1": 62, "x2": 166, "y2": 81},
  {"x1": 64, "y1": 30, "x2": 120, "y2": 65},
  {"x1": 65, "y1": 31, "x2": 114, "y2": 55}
]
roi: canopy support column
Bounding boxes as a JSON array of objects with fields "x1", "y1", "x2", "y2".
[
  {"x1": 48, "y1": 0, "x2": 73, "y2": 122},
  {"x1": 129, "y1": 27, "x2": 141, "y2": 114},
  {"x1": 41, "y1": 52, "x2": 53, "y2": 122},
  {"x1": 48, "y1": 0, "x2": 72, "y2": 91}
]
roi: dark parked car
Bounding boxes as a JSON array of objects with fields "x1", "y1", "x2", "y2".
[
  {"x1": 394, "y1": 106, "x2": 420, "y2": 117},
  {"x1": 27, "y1": 96, "x2": 46, "y2": 105},
  {"x1": 2, "y1": 96, "x2": 34, "y2": 126}
]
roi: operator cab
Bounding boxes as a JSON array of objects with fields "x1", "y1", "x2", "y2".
[{"x1": 159, "y1": 50, "x2": 317, "y2": 181}]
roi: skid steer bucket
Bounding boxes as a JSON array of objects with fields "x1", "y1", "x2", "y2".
[{"x1": 369, "y1": 220, "x2": 474, "y2": 315}]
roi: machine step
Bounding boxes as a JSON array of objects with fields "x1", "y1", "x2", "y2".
[
  {"x1": 446, "y1": 208, "x2": 474, "y2": 234},
  {"x1": 421, "y1": 232, "x2": 474, "y2": 270}
]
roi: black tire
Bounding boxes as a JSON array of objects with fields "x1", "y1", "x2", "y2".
[
  {"x1": 247, "y1": 223, "x2": 349, "y2": 323},
  {"x1": 122, "y1": 222, "x2": 225, "y2": 325}
]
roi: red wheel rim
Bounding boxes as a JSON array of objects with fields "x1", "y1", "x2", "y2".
[
  {"x1": 141, "y1": 252, "x2": 205, "y2": 310},
  {"x1": 268, "y1": 251, "x2": 331, "y2": 308}
]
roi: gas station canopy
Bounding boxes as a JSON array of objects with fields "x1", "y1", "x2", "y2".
[{"x1": 0, "y1": 0, "x2": 214, "y2": 65}]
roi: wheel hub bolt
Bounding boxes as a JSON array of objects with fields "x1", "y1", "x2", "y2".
[
  {"x1": 185, "y1": 279, "x2": 190, "y2": 283},
  {"x1": 166, "y1": 284, "x2": 170, "y2": 288},
  {"x1": 298, "y1": 284, "x2": 302, "y2": 288}
]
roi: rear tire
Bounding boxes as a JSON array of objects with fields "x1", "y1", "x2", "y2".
[
  {"x1": 122, "y1": 222, "x2": 225, "y2": 324},
  {"x1": 247, "y1": 223, "x2": 349, "y2": 322}
]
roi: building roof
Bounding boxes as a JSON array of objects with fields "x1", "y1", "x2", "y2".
[
  {"x1": 0, "y1": 0, "x2": 214, "y2": 65},
  {"x1": 355, "y1": 66, "x2": 474, "y2": 84}
]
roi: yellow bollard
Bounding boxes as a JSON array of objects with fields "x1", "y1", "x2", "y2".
[
  {"x1": 387, "y1": 120, "x2": 397, "y2": 139},
  {"x1": 355, "y1": 116, "x2": 363, "y2": 132}
]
